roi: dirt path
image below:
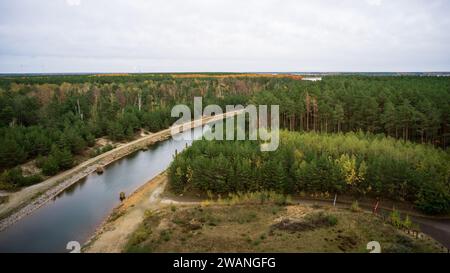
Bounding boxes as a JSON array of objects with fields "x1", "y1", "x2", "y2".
[
  {"x1": 0, "y1": 110, "x2": 242, "y2": 232},
  {"x1": 293, "y1": 198, "x2": 450, "y2": 249}
]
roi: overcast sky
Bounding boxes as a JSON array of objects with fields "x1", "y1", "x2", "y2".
[{"x1": 0, "y1": 0, "x2": 449, "y2": 73}]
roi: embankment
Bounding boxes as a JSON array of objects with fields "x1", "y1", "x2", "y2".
[{"x1": 0, "y1": 110, "x2": 241, "y2": 232}]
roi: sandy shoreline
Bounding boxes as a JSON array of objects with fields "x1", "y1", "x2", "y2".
[
  {"x1": 83, "y1": 172, "x2": 169, "y2": 253},
  {"x1": 84, "y1": 172, "x2": 205, "y2": 253}
]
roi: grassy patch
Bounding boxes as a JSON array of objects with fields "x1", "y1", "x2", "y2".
[
  {"x1": 216, "y1": 191, "x2": 292, "y2": 206},
  {"x1": 271, "y1": 212, "x2": 338, "y2": 232},
  {"x1": 124, "y1": 204, "x2": 444, "y2": 253},
  {"x1": 350, "y1": 200, "x2": 361, "y2": 212}
]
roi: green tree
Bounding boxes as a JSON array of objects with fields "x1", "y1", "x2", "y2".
[
  {"x1": 333, "y1": 104, "x2": 345, "y2": 133},
  {"x1": 42, "y1": 156, "x2": 59, "y2": 176}
]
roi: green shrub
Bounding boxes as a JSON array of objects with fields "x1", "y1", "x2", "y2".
[
  {"x1": 221, "y1": 191, "x2": 291, "y2": 206},
  {"x1": 350, "y1": 200, "x2": 361, "y2": 212},
  {"x1": 41, "y1": 146, "x2": 74, "y2": 176},
  {"x1": 325, "y1": 214, "x2": 338, "y2": 226},
  {"x1": 42, "y1": 156, "x2": 59, "y2": 176},
  {"x1": 91, "y1": 144, "x2": 115, "y2": 157},
  {"x1": 127, "y1": 225, "x2": 152, "y2": 247},
  {"x1": 403, "y1": 215, "x2": 413, "y2": 229},
  {"x1": 0, "y1": 168, "x2": 43, "y2": 190},
  {"x1": 415, "y1": 183, "x2": 450, "y2": 215},
  {"x1": 390, "y1": 209, "x2": 402, "y2": 229}
]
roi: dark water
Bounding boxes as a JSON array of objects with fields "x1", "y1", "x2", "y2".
[{"x1": 0, "y1": 127, "x2": 204, "y2": 253}]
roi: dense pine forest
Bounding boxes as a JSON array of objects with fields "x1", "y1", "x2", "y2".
[
  {"x1": 0, "y1": 74, "x2": 256, "y2": 189},
  {"x1": 1, "y1": 74, "x2": 449, "y2": 198},
  {"x1": 252, "y1": 76, "x2": 450, "y2": 146},
  {"x1": 169, "y1": 131, "x2": 450, "y2": 214}
]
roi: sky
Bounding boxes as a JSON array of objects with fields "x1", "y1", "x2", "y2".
[{"x1": 0, "y1": 0, "x2": 449, "y2": 73}]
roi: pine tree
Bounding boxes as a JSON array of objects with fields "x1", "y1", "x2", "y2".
[
  {"x1": 381, "y1": 101, "x2": 397, "y2": 137},
  {"x1": 333, "y1": 104, "x2": 345, "y2": 133}
]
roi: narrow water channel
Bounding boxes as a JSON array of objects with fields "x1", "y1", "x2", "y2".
[
  {"x1": 1, "y1": 121, "x2": 449, "y2": 252},
  {"x1": 0, "y1": 127, "x2": 204, "y2": 253}
]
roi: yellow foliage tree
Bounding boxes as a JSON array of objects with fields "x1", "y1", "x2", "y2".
[{"x1": 336, "y1": 154, "x2": 367, "y2": 187}]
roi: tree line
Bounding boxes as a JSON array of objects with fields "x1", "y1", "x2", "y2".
[
  {"x1": 1, "y1": 75, "x2": 449, "y2": 192},
  {"x1": 0, "y1": 76, "x2": 260, "y2": 189},
  {"x1": 169, "y1": 130, "x2": 450, "y2": 214},
  {"x1": 251, "y1": 76, "x2": 450, "y2": 147}
]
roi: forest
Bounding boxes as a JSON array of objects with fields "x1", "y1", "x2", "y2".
[
  {"x1": 0, "y1": 74, "x2": 256, "y2": 189},
  {"x1": 168, "y1": 131, "x2": 450, "y2": 214},
  {"x1": 251, "y1": 76, "x2": 450, "y2": 146},
  {"x1": 0, "y1": 74, "x2": 449, "y2": 195}
]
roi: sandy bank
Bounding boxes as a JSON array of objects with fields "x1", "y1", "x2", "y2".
[{"x1": 83, "y1": 173, "x2": 168, "y2": 253}]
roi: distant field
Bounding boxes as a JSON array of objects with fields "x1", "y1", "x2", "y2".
[
  {"x1": 171, "y1": 73, "x2": 303, "y2": 80},
  {"x1": 91, "y1": 73, "x2": 131, "y2": 77}
]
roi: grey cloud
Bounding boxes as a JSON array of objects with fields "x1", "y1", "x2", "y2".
[{"x1": 0, "y1": 0, "x2": 449, "y2": 72}]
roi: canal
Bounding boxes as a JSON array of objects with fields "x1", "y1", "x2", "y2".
[{"x1": 0, "y1": 126, "x2": 204, "y2": 252}]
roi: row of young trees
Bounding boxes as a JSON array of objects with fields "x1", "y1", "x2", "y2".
[{"x1": 169, "y1": 131, "x2": 450, "y2": 214}]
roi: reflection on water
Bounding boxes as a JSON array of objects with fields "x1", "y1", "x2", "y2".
[
  {"x1": 0, "y1": 127, "x2": 202, "y2": 253},
  {"x1": 59, "y1": 178, "x2": 87, "y2": 198}
]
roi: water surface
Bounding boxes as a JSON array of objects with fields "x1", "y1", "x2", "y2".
[{"x1": 0, "y1": 127, "x2": 203, "y2": 252}]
